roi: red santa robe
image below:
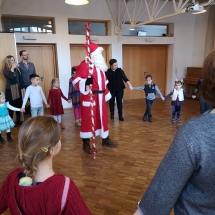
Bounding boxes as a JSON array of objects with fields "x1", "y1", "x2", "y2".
[{"x1": 72, "y1": 60, "x2": 111, "y2": 139}]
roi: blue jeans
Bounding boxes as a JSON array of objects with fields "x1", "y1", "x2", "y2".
[
  {"x1": 31, "y1": 106, "x2": 44, "y2": 117},
  {"x1": 144, "y1": 99, "x2": 154, "y2": 118},
  {"x1": 172, "y1": 106, "x2": 181, "y2": 120}
]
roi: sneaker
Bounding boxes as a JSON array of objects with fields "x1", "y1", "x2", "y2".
[
  {"x1": 172, "y1": 119, "x2": 176, "y2": 122},
  {"x1": 148, "y1": 118, "x2": 152, "y2": 122},
  {"x1": 143, "y1": 115, "x2": 147, "y2": 121},
  {"x1": 176, "y1": 119, "x2": 181, "y2": 123}
]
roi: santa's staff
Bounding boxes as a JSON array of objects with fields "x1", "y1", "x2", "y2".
[{"x1": 85, "y1": 22, "x2": 97, "y2": 158}]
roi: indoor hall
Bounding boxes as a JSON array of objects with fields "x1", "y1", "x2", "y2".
[
  {"x1": 0, "y1": 0, "x2": 215, "y2": 214},
  {"x1": 0, "y1": 98, "x2": 199, "y2": 215}
]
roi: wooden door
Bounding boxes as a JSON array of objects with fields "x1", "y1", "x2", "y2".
[
  {"x1": 123, "y1": 45, "x2": 167, "y2": 100},
  {"x1": 70, "y1": 44, "x2": 108, "y2": 68},
  {"x1": 16, "y1": 45, "x2": 57, "y2": 98},
  {"x1": 0, "y1": 34, "x2": 17, "y2": 92}
]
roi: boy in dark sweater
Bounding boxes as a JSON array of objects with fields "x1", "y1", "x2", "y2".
[{"x1": 131, "y1": 74, "x2": 164, "y2": 122}]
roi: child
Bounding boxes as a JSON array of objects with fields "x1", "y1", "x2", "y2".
[
  {"x1": 48, "y1": 78, "x2": 71, "y2": 129},
  {"x1": 0, "y1": 115, "x2": 92, "y2": 214},
  {"x1": 21, "y1": 74, "x2": 49, "y2": 116},
  {"x1": 165, "y1": 79, "x2": 195, "y2": 122},
  {"x1": 0, "y1": 92, "x2": 22, "y2": 143},
  {"x1": 68, "y1": 67, "x2": 81, "y2": 127},
  {"x1": 131, "y1": 74, "x2": 165, "y2": 122}
]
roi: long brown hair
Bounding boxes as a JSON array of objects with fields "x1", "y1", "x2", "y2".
[
  {"x1": 4, "y1": 55, "x2": 14, "y2": 70},
  {"x1": 201, "y1": 50, "x2": 215, "y2": 103},
  {"x1": 18, "y1": 115, "x2": 61, "y2": 178}
]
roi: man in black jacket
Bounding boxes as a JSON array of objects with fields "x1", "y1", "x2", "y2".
[{"x1": 105, "y1": 59, "x2": 132, "y2": 121}]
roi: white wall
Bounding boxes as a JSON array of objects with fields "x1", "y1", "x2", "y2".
[{"x1": 1, "y1": 0, "x2": 210, "y2": 107}]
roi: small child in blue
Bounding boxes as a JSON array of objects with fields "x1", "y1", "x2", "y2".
[
  {"x1": 0, "y1": 92, "x2": 22, "y2": 143},
  {"x1": 164, "y1": 79, "x2": 195, "y2": 122},
  {"x1": 131, "y1": 74, "x2": 165, "y2": 122}
]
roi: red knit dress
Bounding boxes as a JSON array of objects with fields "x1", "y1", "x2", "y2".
[
  {"x1": 0, "y1": 168, "x2": 92, "y2": 215},
  {"x1": 47, "y1": 88, "x2": 68, "y2": 115}
]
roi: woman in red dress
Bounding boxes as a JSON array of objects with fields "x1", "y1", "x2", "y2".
[{"x1": 47, "y1": 78, "x2": 71, "y2": 129}]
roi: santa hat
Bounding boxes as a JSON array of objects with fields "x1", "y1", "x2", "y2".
[{"x1": 84, "y1": 42, "x2": 103, "y2": 56}]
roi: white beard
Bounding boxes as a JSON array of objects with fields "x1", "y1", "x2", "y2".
[{"x1": 91, "y1": 53, "x2": 108, "y2": 72}]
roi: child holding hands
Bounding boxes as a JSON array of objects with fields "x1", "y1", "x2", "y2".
[
  {"x1": 131, "y1": 74, "x2": 164, "y2": 122},
  {"x1": 0, "y1": 92, "x2": 23, "y2": 142},
  {"x1": 165, "y1": 79, "x2": 195, "y2": 122},
  {"x1": 48, "y1": 78, "x2": 71, "y2": 129}
]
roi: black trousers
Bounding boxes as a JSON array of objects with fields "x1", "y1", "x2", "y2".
[
  {"x1": 144, "y1": 99, "x2": 154, "y2": 118},
  {"x1": 109, "y1": 90, "x2": 124, "y2": 117}
]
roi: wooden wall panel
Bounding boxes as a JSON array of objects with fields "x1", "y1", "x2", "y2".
[
  {"x1": 123, "y1": 45, "x2": 167, "y2": 100},
  {"x1": 0, "y1": 33, "x2": 17, "y2": 93},
  {"x1": 16, "y1": 45, "x2": 57, "y2": 98}
]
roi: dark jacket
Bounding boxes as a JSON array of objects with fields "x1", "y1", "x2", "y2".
[
  {"x1": 18, "y1": 62, "x2": 36, "y2": 86},
  {"x1": 3, "y1": 68, "x2": 23, "y2": 89},
  {"x1": 193, "y1": 77, "x2": 202, "y2": 95},
  {"x1": 105, "y1": 68, "x2": 129, "y2": 92}
]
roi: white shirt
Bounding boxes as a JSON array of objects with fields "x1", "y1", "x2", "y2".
[
  {"x1": 22, "y1": 85, "x2": 47, "y2": 108},
  {"x1": 0, "y1": 102, "x2": 20, "y2": 111}
]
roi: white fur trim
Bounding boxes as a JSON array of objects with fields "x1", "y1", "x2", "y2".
[
  {"x1": 91, "y1": 47, "x2": 104, "y2": 56},
  {"x1": 79, "y1": 79, "x2": 90, "y2": 95},
  {"x1": 105, "y1": 92, "x2": 111, "y2": 101},
  {"x1": 105, "y1": 79, "x2": 109, "y2": 85},
  {"x1": 82, "y1": 101, "x2": 96, "y2": 107},
  {"x1": 72, "y1": 77, "x2": 81, "y2": 86},
  {"x1": 80, "y1": 129, "x2": 108, "y2": 138}
]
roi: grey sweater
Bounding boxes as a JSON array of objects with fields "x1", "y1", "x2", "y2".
[
  {"x1": 138, "y1": 111, "x2": 215, "y2": 215},
  {"x1": 133, "y1": 84, "x2": 164, "y2": 100},
  {"x1": 18, "y1": 62, "x2": 36, "y2": 86}
]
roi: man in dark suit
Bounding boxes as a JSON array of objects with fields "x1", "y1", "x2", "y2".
[{"x1": 105, "y1": 59, "x2": 132, "y2": 121}]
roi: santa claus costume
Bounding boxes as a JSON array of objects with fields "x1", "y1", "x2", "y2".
[{"x1": 73, "y1": 42, "x2": 118, "y2": 154}]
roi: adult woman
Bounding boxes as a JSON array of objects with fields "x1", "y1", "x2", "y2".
[
  {"x1": 133, "y1": 50, "x2": 215, "y2": 215},
  {"x1": 3, "y1": 55, "x2": 23, "y2": 126},
  {"x1": 105, "y1": 59, "x2": 132, "y2": 121}
]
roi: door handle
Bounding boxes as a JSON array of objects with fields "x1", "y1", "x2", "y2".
[{"x1": 40, "y1": 77, "x2": 44, "y2": 81}]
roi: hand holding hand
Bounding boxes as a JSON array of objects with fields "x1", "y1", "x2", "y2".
[
  {"x1": 46, "y1": 104, "x2": 50, "y2": 108},
  {"x1": 68, "y1": 100, "x2": 72, "y2": 103},
  {"x1": 129, "y1": 86, "x2": 133, "y2": 90},
  {"x1": 162, "y1": 97, "x2": 165, "y2": 101},
  {"x1": 192, "y1": 95, "x2": 196, "y2": 99},
  {"x1": 20, "y1": 108, "x2": 25, "y2": 113}
]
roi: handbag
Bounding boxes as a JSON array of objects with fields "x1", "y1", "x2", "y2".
[{"x1": 10, "y1": 84, "x2": 20, "y2": 100}]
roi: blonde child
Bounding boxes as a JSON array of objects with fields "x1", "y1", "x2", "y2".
[
  {"x1": 0, "y1": 92, "x2": 22, "y2": 143},
  {"x1": 165, "y1": 79, "x2": 195, "y2": 122},
  {"x1": 0, "y1": 115, "x2": 92, "y2": 214},
  {"x1": 47, "y1": 78, "x2": 71, "y2": 129},
  {"x1": 68, "y1": 67, "x2": 81, "y2": 126}
]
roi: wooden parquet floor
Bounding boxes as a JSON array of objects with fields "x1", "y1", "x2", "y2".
[{"x1": 0, "y1": 98, "x2": 200, "y2": 215}]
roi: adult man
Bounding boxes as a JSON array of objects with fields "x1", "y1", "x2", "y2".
[
  {"x1": 19, "y1": 50, "x2": 36, "y2": 113},
  {"x1": 73, "y1": 42, "x2": 118, "y2": 154},
  {"x1": 105, "y1": 59, "x2": 132, "y2": 121},
  {"x1": 19, "y1": 50, "x2": 36, "y2": 89}
]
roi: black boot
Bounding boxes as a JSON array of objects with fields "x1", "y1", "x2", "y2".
[
  {"x1": 102, "y1": 136, "x2": 118, "y2": 147},
  {"x1": 0, "y1": 134, "x2": 5, "y2": 143},
  {"x1": 82, "y1": 138, "x2": 92, "y2": 154},
  {"x1": 6, "y1": 132, "x2": 13, "y2": 142}
]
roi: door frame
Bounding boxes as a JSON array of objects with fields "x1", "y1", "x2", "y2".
[{"x1": 16, "y1": 43, "x2": 59, "y2": 78}]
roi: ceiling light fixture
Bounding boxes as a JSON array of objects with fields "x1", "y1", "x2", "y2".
[
  {"x1": 192, "y1": 9, "x2": 207, "y2": 14},
  {"x1": 65, "y1": 0, "x2": 89, "y2": 5}
]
